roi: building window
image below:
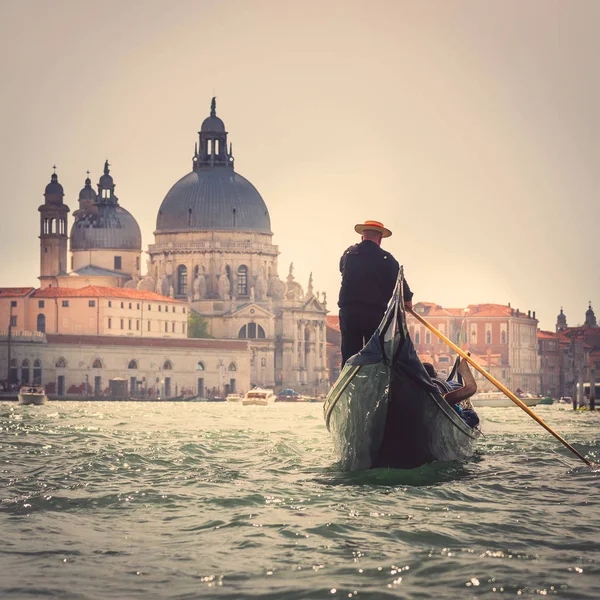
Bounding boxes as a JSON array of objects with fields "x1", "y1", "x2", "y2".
[
  {"x1": 108, "y1": 318, "x2": 112, "y2": 329},
  {"x1": 137, "y1": 303, "x2": 140, "y2": 310},
  {"x1": 183, "y1": 323, "x2": 186, "y2": 334},
  {"x1": 10, "y1": 300, "x2": 17, "y2": 307},
  {"x1": 37, "y1": 314, "x2": 46, "y2": 333},
  {"x1": 108, "y1": 301, "x2": 112, "y2": 308},
  {"x1": 89, "y1": 300, "x2": 96, "y2": 307},
  {"x1": 177, "y1": 265, "x2": 188, "y2": 296},
  {"x1": 128, "y1": 319, "x2": 132, "y2": 330},
  {"x1": 121, "y1": 302, "x2": 124, "y2": 309},
  {"x1": 62, "y1": 300, "x2": 69, "y2": 307},
  {"x1": 33, "y1": 359, "x2": 42, "y2": 384},
  {"x1": 10, "y1": 316, "x2": 17, "y2": 327},
  {"x1": 165, "y1": 322, "x2": 168, "y2": 332},
  {"x1": 114, "y1": 256, "x2": 122, "y2": 270},
  {"x1": 148, "y1": 305, "x2": 151, "y2": 311},
  {"x1": 163, "y1": 360, "x2": 172, "y2": 370},
  {"x1": 425, "y1": 332, "x2": 431, "y2": 344},
  {"x1": 21, "y1": 359, "x2": 30, "y2": 384},
  {"x1": 229, "y1": 362, "x2": 237, "y2": 372},
  {"x1": 237, "y1": 265, "x2": 248, "y2": 296},
  {"x1": 415, "y1": 332, "x2": 420, "y2": 344},
  {"x1": 136, "y1": 320, "x2": 139, "y2": 330},
  {"x1": 92, "y1": 359, "x2": 103, "y2": 369},
  {"x1": 128, "y1": 360, "x2": 138, "y2": 369},
  {"x1": 120, "y1": 319, "x2": 124, "y2": 329},
  {"x1": 486, "y1": 331, "x2": 491, "y2": 344},
  {"x1": 197, "y1": 361, "x2": 205, "y2": 371},
  {"x1": 183, "y1": 307, "x2": 186, "y2": 314},
  {"x1": 38, "y1": 300, "x2": 45, "y2": 308},
  {"x1": 501, "y1": 331, "x2": 506, "y2": 344},
  {"x1": 158, "y1": 306, "x2": 162, "y2": 312},
  {"x1": 238, "y1": 323, "x2": 266, "y2": 339},
  {"x1": 55, "y1": 358, "x2": 67, "y2": 368},
  {"x1": 261, "y1": 358, "x2": 266, "y2": 368},
  {"x1": 129, "y1": 303, "x2": 132, "y2": 309},
  {"x1": 172, "y1": 322, "x2": 175, "y2": 332}
]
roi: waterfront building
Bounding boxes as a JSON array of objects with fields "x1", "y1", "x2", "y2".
[
  {"x1": 538, "y1": 304, "x2": 600, "y2": 401},
  {"x1": 408, "y1": 301, "x2": 540, "y2": 393},
  {"x1": 0, "y1": 99, "x2": 327, "y2": 397}
]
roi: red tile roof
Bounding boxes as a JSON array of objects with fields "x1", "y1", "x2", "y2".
[
  {"x1": 412, "y1": 302, "x2": 455, "y2": 317},
  {"x1": 326, "y1": 315, "x2": 340, "y2": 331},
  {"x1": 46, "y1": 334, "x2": 248, "y2": 350},
  {"x1": 0, "y1": 287, "x2": 35, "y2": 297},
  {"x1": 538, "y1": 330, "x2": 557, "y2": 340},
  {"x1": 32, "y1": 285, "x2": 184, "y2": 303}
]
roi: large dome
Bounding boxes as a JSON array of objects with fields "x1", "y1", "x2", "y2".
[
  {"x1": 156, "y1": 168, "x2": 272, "y2": 234},
  {"x1": 71, "y1": 204, "x2": 142, "y2": 251}
]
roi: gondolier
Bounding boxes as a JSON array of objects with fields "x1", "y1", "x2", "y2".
[{"x1": 338, "y1": 220, "x2": 413, "y2": 365}]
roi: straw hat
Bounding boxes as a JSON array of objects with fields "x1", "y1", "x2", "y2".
[{"x1": 354, "y1": 220, "x2": 392, "y2": 238}]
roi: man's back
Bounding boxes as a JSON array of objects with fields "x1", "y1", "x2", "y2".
[{"x1": 338, "y1": 239, "x2": 400, "y2": 311}]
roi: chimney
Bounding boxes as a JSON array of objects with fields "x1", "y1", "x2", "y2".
[
  {"x1": 528, "y1": 310, "x2": 531, "y2": 318},
  {"x1": 533, "y1": 311, "x2": 536, "y2": 319},
  {"x1": 516, "y1": 309, "x2": 520, "y2": 317},
  {"x1": 508, "y1": 302, "x2": 511, "y2": 308}
]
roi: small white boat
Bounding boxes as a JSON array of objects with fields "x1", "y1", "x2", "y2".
[
  {"x1": 18, "y1": 385, "x2": 47, "y2": 406},
  {"x1": 471, "y1": 391, "x2": 539, "y2": 408},
  {"x1": 242, "y1": 388, "x2": 276, "y2": 406},
  {"x1": 226, "y1": 393, "x2": 243, "y2": 403}
]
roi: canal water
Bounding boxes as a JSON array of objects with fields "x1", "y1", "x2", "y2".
[{"x1": 1, "y1": 401, "x2": 598, "y2": 599}]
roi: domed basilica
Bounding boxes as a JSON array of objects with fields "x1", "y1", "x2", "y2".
[{"x1": 40, "y1": 99, "x2": 328, "y2": 392}]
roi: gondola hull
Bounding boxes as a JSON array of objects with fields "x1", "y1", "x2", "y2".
[{"x1": 324, "y1": 269, "x2": 480, "y2": 471}]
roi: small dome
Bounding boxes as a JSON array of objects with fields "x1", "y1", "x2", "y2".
[
  {"x1": 78, "y1": 177, "x2": 97, "y2": 201},
  {"x1": 71, "y1": 204, "x2": 142, "y2": 251},
  {"x1": 45, "y1": 173, "x2": 64, "y2": 196},
  {"x1": 201, "y1": 115, "x2": 225, "y2": 133},
  {"x1": 156, "y1": 168, "x2": 271, "y2": 234}
]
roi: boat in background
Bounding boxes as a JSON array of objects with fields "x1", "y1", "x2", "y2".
[
  {"x1": 537, "y1": 396, "x2": 554, "y2": 405},
  {"x1": 226, "y1": 393, "x2": 243, "y2": 403},
  {"x1": 18, "y1": 385, "x2": 47, "y2": 406},
  {"x1": 471, "y1": 391, "x2": 539, "y2": 408},
  {"x1": 242, "y1": 388, "x2": 276, "y2": 406}
]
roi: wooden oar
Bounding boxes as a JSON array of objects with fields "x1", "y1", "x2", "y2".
[{"x1": 408, "y1": 307, "x2": 595, "y2": 467}]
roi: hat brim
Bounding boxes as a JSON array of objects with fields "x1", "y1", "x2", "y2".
[{"x1": 354, "y1": 224, "x2": 392, "y2": 238}]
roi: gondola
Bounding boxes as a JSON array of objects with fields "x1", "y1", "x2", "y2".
[{"x1": 323, "y1": 269, "x2": 481, "y2": 471}]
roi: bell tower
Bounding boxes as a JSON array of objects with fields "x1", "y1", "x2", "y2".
[{"x1": 38, "y1": 168, "x2": 70, "y2": 288}]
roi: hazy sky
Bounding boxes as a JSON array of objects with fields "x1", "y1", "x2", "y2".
[{"x1": 1, "y1": 0, "x2": 599, "y2": 330}]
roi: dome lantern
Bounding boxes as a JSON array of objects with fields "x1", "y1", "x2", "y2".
[{"x1": 193, "y1": 97, "x2": 234, "y2": 171}]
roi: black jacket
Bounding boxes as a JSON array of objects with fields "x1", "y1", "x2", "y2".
[{"x1": 338, "y1": 240, "x2": 413, "y2": 311}]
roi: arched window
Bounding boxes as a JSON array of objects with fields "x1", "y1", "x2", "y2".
[
  {"x1": 33, "y1": 359, "x2": 42, "y2": 384},
  {"x1": 163, "y1": 360, "x2": 172, "y2": 370},
  {"x1": 177, "y1": 265, "x2": 187, "y2": 296},
  {"x1": 237, "y1": 265, "x2": 248, "y2": 296},
  {"x1": 37, "y1": 314, "x2": 46, "y2": 333},
  {"x1": 228, "y1": 362, "x2": 237, "y2": 372},
  {"x1": 21, "y1": 359, "x2": 30, "y2": 384},
  {"x1": 92, "y1": 359, "x2": 103, "y2": 369},
  {"x1": 196, "y1": 361, "x2": 205, "y2": 371},
  {"x1": 55, "y1": 357, "x2": 67, "y2": 368},
  {"x1": 128, "y1": 360, "x2": 138, "y2": 369},
  {"x1": 238, "y1": 323, "x2": 266, "y2": 339},
  {"x1": 501, "y1": 331, "x2": 506, "y2": 344},
  {"x1": 486, "y1": 331, "x2": 491, "y2": 344}
]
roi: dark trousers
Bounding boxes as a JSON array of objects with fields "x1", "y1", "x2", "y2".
[{"x1": 339, "y1": 306, "x2": 385, "y2": 366}]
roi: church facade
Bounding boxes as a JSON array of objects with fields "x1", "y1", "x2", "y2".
[
  {"x1": 138, "y1": 99, "x2": 328, "y2": 392},
  {"x1": 0, "y1": 100, "x2": 328, "y2": 397}
]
